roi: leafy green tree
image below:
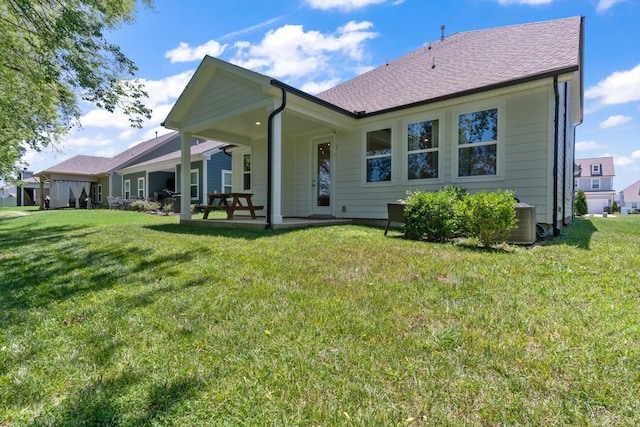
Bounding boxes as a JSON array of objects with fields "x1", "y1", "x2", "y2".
[
  {"x1": 574, "y1": 189, "x2": 588, "y2": 216},
  {"x1": 0, "y1": 0, "x2": 153, "y2": 179},
  {"x1": 611, "y1": 200, "x2": 619, "y2": 213}
]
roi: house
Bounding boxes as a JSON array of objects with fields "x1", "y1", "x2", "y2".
[
  {"x1": 115, "y1": 139, "x2": 231, "y2": 207},
  {"x1": 163, "y1": 16, "x2": 584, "y2": 232},
  {"x1": 619, "y1": 179, "x2": 640, "y2": 214},
  {"x1": 574, "y1": 157, "x2": 616, "y2": 214},
  {"x1": 35, "y1": 132, "x2": 230, "y2": 209}
]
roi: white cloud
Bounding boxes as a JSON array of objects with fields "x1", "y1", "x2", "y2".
[
  {"x1": 576, "y1": 140, "x2": 607, "y2": 151},
  {"x1": 497, "y1": 0, "x2": 553, "y2": 4},
  {"x1": 221, "y1": 16, "x2": 287, "y2": 41},
  {"x1": 633, "y1": 149, "x2": 640, "y2": 159},
  {"x1": 597, "y1": 0, "x2": 626, "y2": 13},
  {"x1": 304, "y1": 0, "x2": 386, "y2": 11},
  {"x1": 599, "y1": 115, "x2": 633, "y2": 128},
  {"x1": 230, "y1": 20, "x2": 378, "y2": 83},
  {"x1": 612, "y1": 155, "x2": 634, "y2": 166},
  {"x1": 80, "y1": 70, "x2": 194, "y2": 130},
  {"x1": 585, "y1": 63, "x2": 640, "y2": 106},
  {"x1": 165, "y1": 40, "x2": 227, "y2": 63},
  {"x1": 300, "y1": 78, "x2": 342, "y2": 94}
]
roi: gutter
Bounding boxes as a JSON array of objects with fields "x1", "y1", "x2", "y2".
[
  {"x1": 552, "y1": 75, "x2": 560, "y2": 236},
  {"x1": 266, "y1": 83, "x2": 287, "y2": 230}
]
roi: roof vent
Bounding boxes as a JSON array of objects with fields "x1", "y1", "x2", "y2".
[{"x1": 440, "y1": 24, "x2": 446, "y2": 41}]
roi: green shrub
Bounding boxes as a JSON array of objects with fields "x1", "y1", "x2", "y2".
[
  {"x1": 404, "y1": 188, "x2": 464, "y2": 242},
  {"x1": 459, "y1": 190, "x2": 517, "y2": 247},
  {"x1": 130, "y1": 200, "x2": 146, "y2": 212},
  {"x1": 575, "y1": 189, "x2": 588, "y2": 216},
  {"x1": 611, "y1": 200, "x2": 619, "y2": 213}
]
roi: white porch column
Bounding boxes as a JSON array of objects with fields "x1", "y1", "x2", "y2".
[
  {"x1": 272, "y1": 112, "x2": 283, "y2": 224},
  {"x1": 180, "y1": 132, "x2": 192, "y2": 220}
]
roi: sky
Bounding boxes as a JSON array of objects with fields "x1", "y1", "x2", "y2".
[{"x1": 22, "y1": 0, "x2": 640, "y2": 191}]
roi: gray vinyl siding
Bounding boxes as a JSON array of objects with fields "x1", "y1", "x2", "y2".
[
  {"x1": 122, "y1": 171, "x2": 146, "y2": 198},
  {"x1": 177, "y1": 161, "x2": 204, "y2": 204}
]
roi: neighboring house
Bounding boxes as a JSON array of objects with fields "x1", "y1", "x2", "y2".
[
  {"x1": 17, "y1": 175, "x2": 49, "y2": 207},
  {"x1": 116, "y1": 140, "x2": 231, "y2": 205},
  {"x1": 619, "y1": 179, "x2": 640, "y2": 214},
  {"x1": 574, "y1": 157, "x2": 616, "y2": 214},
  {"x1": 0, "y1": 183, "x2": 17, "y2": 208},
  {"x1": 35, "y1": 132, "x2": 226, "y2": 209},
  {"x1": 163, "y1": 16, "x2": 584, "y2": 232}
]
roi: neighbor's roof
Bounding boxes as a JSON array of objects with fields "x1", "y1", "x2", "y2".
[
  {"x1": 575, "y1": 157, "x2": 615, "y2": 177},
  {"x1": 621, "y1": 179, "x2": 640, "y2": 203},
  {"x1": 316, "y1": 16, "x2": 583, "y2": 115},
  {"x1": 36, "y1": 131, "x2": 180, "y2": 177},
  {"x1": 122, "y1": 140, "x2": 227, "y2": 168},
  {"x1": 37, "y1": 155, "x2": 115, "y2": 176}
]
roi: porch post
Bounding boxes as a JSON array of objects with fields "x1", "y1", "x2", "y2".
[
  {"x1": 271, "y1": 112, "x2": 283, "y2": 224},
  {"x1": 180, "y1": 131, "x2": 192, "y2": 220}
]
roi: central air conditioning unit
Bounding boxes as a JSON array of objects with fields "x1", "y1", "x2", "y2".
[{"x1": 508, "y1": 203, "x2": 536, "y2": 244}]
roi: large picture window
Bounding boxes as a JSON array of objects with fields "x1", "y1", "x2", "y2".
[
  {"x1": 366, "y1": 128, "x2": 392, "y2": 182},
  {"x1": 407, "y1": 120, "x2": 439, "y2": 180},
  {"x1": 243, "y1": 154, "x2": 251, "y2": 191},
  {"x1": 457, "y1": 108, "x2": 498, "y2": 177}
]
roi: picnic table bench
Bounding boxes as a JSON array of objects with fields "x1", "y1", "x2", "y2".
[{"x1": 202, "y1": 192, "x2": 264, "y2": 219}]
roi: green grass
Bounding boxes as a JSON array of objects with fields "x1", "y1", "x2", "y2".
[{"x1": 1, "y1": 208, "x2": 639, "y2": 425}]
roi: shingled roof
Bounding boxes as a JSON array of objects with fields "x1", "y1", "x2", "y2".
[
  {"x1": 575, "y1": 157, "x2": 615, "y2": 177},
  {"x1": 316, "y1": 16, "x2": 583, "y2": 115},
  {"x1": 37, "y1": 131, "x2": 180, "y2": 177},
  {"x1": 621, "y1": 180, "x2": 640, "y2": 203}
]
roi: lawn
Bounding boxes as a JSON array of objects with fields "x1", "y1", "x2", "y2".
[{"x1": 1, "y1": 208, "x2": 639, "y2": 426}]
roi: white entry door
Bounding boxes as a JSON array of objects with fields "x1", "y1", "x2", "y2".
[{"x1": 313, "y1": 139, "x2": 332, "y2": 215}]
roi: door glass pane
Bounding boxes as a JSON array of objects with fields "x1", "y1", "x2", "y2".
[{"x1": 317, "y1": 142, "x2": 330, "y2": 207}]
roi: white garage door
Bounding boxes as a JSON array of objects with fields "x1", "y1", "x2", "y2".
[{"x1": 587, "y1": 198, "x2": 609, "y2": 214}]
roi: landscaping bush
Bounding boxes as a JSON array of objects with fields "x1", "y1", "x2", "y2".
[
  {"x1": 575, "y1": 189, "x2": 588, "y2": 216},
  {"x1": 404, "y1": 187, "x2": 466, "y2": 242},
  {"x1": 130, "y1": 200, "x2": 161, "y2": 213},
  {"x1": 458, "y1": 190, "x2": 517, "y2": 247}
]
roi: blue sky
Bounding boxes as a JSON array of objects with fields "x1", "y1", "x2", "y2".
[{"x1": 24, "y1": 0, "x2": 640, "y2": 190}]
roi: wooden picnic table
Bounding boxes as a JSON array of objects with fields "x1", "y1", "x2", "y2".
[{"x1": 202, "y1": 193, "x2": 264, "y2": 220}]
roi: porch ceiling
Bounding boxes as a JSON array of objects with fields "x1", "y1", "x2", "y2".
[{"x1": 193, "y1": 107, "x2": 337, "y2": 145}]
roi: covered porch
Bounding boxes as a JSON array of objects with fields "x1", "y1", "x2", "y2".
[{"x1": 162, "y1": 55, "x2": 356, "y2": 230}]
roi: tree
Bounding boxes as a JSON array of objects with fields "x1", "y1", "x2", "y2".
[
  {"x1": 0, "y1": 0, "x2": 153, "y2": 180},
  {"x1": 575, "y1": 189, "x2": 588, "y2": 216}
]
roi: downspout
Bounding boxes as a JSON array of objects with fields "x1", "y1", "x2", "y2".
[
  {"x1": 562, "y1": 82, "x2": 569, "y2": 225},
  {"x1": 552, "y1": 75, "x2": 560, "y2": 236},
  {"x1": 266, "y1": 85, "x2": 287, "y2": 230}
]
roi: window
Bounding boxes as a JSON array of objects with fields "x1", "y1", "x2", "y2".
[
  {"x1": 97, "y1": 184, "x2": 102, "y2": 203},
  {"x1": 222, "y1": 170, "x2": 232, "y2": 193},
  {"x1": 457, "y1": 108, "x2": 498, "y2": 177},
  {"x1": 591, "y1": 164, "x2": 601, "y2": 175},
  {"x1": 407, "y1": 120, "x2": 439, "y2": 180},
  {"x1": 137, "y1": 177, "x2": 145, "y2": 199},
  {"x1": 574, "y1": 179, "x2": 578, "y2": 189},
  {"x1": 91, "y1": 184, "x2": 97, "y2": 202},
  {"x1": 190, "y1": 169, "x2": 199, "y2": 200},
  {"x1": 124, "y1": 180, "x2": 131, "y2": 199},
  {"x1": 243, "y1": 154, "x2": 251, "y2": 191},
  {"x1": 366, "y1": 128, "x2": 392, "y2": 182},
  {"x1": 591, "y1": 178, "x2": 600, "y2": 190}
]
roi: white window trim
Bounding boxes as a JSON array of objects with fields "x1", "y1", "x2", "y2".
[
  {"x1": 221, "y1": 169, "x2": 232, "y2": 193},
  {"x1": 362, "y1": 122, "x2": 396, "y2": 186},
  {"x1": 591, "y1": 178, "x2": 601, "y2": 190},
  {"x1": 402, "y1": 112, "x2": 444, "y2": 185},
  {"x1": 591, "y1": 164, "x2": 600, "y2": 175},
  {"x1": 124, "y1": 179, "x2": 131, "y2": 199},
  {"x1": 137, "y1": 177, "x2": 145, "y2": 199},
  {"x1": 452, "y1": 101, "x2": 505, "y2": 182},
  {"x1": 190, "y1": 169, "x2": 199, "y2": 200}
]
